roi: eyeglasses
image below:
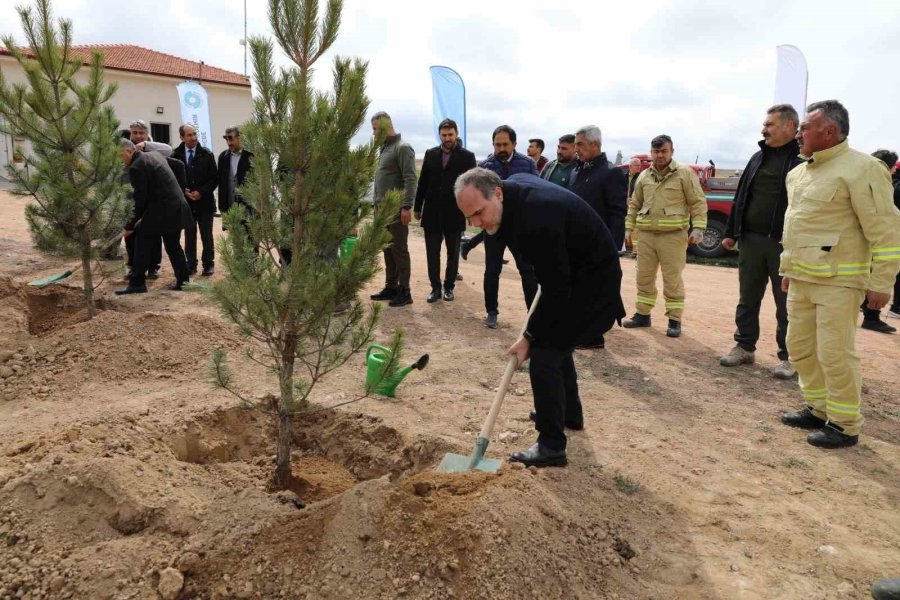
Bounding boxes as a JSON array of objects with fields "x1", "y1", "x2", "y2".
[{"x1": 223, "y1": 135, "x2": 236, "y2": 140}]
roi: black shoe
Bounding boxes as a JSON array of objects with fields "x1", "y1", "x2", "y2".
[
  {"x1": 187, "y1": 265, "x2": 198, "y2": 275},
  {"x1": 484, "y1": 312, "x2": 498, "y2": 329},
  {"x1": 169, "y1": 279, "x2": 189, "y2": 291},
  {"x1": 460, "y1": 241, "x2": 471, "y2": 261},
  {"x1": 861, "y1": 319, "x2": 896, "y2": 334},
  {"x1": 780, "y1": 407, "x2": 827, "y2": 430},
  {"x1": 443, "y1": 289, "x2": 455, "y2": 302},
  {"x1": 528, "y1": 410, "x2": 583, "y2": 431},
  {"x1": 623, "y1": 313, "x2": 651, "y2": 328},
  {"x1": 872, "y1": 578, "x2": 900, "y2": 600},
  {"x1": 509, "y1": 443, "x2": 567, "y2": 468},
  {"x1": 146, "y1": 269, "x2": 160, "y2": 280},
  {"x1": 114, "y1": 285, "x2": 148, "y2": 295},
  {"x1": 388, "y1": 287, "x2": 413, "y2": 307},
  {"x1": 666, "y1": 319, "x2": 681, "y2": 338},
  {"x1": 370, "y1": 286, "x2": 398, "y2": 301},
  {"x1": 577, "y1": 334, "x2": 605, "y2": 349},
  {"x1": 427, "y1": 289, "x2": 441, "y2": 303},
  {"x1": 201, "y1": 266, "x2": 214, "y2": 277},
  {"x1": 807, "y1": 424, "x2": 859, "y2": 448}
]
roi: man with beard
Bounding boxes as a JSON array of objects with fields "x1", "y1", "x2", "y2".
[
  {"x1": 455, "y1": 167, "x2": 625, "y2": 467},
  {"x1": 468, "y1": 125, "x2": 539, "y2": 328},
  {"x1": 414, "y1": 118, "x2": 477, "y2": 303},
  {"x1": 115, "y1": 139, "x2": 191, "y2": 295},
  {"x1": 720, "y1": 105, "x2": 804, "y2": 377},
  {"x1": 217, "y1": 126, "x2": 255, "y2": 246},
  {"x1": 173, "y1": 124, "x2": 218, "y2": 276},
  {"x1": 540, "y1": 134, "x2": 578, "y2": 188},
  {"x1": 778, "y1": 100, "x2": 900, "y2": 448}
]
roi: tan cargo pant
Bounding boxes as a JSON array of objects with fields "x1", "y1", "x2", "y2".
[
  {"x1": 634, "y1": 229, "x2": 687, "y2": 320},
  {"x1": 786, "y1": 280, "x2": 865, "y2": 435}
]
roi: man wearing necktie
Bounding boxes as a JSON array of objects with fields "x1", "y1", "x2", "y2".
[{"x1": 173, "y1": 124, "x2": 218, "y2": 276}]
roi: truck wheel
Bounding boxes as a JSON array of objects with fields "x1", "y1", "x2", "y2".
[{"x1": 689, "y1": 219, "x2": 726, "y2": 258}]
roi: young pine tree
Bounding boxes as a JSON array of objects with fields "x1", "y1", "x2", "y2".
[
  {"x1": 209, "y1": 0, "x2": 402, "y2": 491},
  {"x1": 0, "y1": 0, "x2": 128, "y2": 318}
]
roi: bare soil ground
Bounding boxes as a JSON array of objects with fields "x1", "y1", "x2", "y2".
[{"x1": 0, "y1": 189, "x2": 898, "y2": 600}]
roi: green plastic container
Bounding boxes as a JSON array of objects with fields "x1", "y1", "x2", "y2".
[{"x1": 339, "y1": 236, "x2": 358, "y2": 261}]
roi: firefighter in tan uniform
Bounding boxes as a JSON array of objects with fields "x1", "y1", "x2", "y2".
[
  {"x1": 623, "y1": 135, "x2": 707, "y2": 338},
  {"x1": 779, "y1": 100, "x2": 900, "y2": 448}
]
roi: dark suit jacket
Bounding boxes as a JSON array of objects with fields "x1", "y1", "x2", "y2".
[
  {"x1": 127, "y1": 151, "x2": 190, "y2": 236},
  {"x1": 172, "y1": 143, "x2": 219, "y2": 214},
  {"x1": 217, "y1": 148, "x2": 254, "y2": 213},
  {"x1": 569, "y1": 152, "x2": 628, "y2": 248},
  {"x1": 499, "y1": 174, "x2": 626, "y2": 349},
  {"x1": 414, "y1": 144, "x2": 477, "y2": 233}
]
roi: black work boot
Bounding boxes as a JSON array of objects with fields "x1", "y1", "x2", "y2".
[
  {"x1": 780, "y1": 407, "x2": 827, "y2": 430},
  {"x1": 861, "y1": 318, "x2": 897, "y2": 334},
  {"x1": 388, "y1": 287, "x2": 413, "y2": 307},
  {"x1": 370, "y1": 286, "x2": 398, "y2": 301},
  {"x1": 426, "y1": 289, "x2": 441, "y2": 303},
  {"x1": 666, "y1": 319, "x2": 681, "y2": 338},
  {"x1": 807, "y1": 423, "x2": 858, "y2": 449},
  {"x1": 623, "y1": 313, "x2": 651, "y2": 328},
  {"x1": 509, "y1": 443, "x2": 567, "y2": 468}
]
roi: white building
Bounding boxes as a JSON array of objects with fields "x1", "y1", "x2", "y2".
[{"x1": 0, "y1": 44, "x2": 252, "y2": 171}]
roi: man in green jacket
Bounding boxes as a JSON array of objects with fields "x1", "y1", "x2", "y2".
[{"x1": 369, "y1": 112, "x2": 417, "y2": 307}]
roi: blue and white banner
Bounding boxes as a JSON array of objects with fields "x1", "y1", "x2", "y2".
[
  {"x1": 176, "y1": 81, "x2": 213, "y2": 152},
  {"x1": 429, "y1": 66, "x2": 466, "y2": 147},
  {"x1": 774, "y1": 45, "x2": 808, "y2": 117}
]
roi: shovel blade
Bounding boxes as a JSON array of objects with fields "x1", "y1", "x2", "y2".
[{"x1": 436, "y1": 452, "x2": 503, "y2": 474}]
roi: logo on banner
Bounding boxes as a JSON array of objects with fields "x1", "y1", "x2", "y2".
[{"x1": 183, "y1": 91, "x2": 203, "y2": 109}]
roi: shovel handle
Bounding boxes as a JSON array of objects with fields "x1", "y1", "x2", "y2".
[{"x1": 477, "y1": 287, "x2": 542, "y2": 441}]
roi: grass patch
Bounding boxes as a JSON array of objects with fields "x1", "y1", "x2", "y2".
[
  {"x1": 614, "y1": 473, "x2": 641, "y2": 495},
  {"x1": 781, "y1": 457, "x2": 809, "y2": 469}
]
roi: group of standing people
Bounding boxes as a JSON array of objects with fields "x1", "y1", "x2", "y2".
[
  {"x1": 113, "y1": 120, "x2": 253, "y2": 295},
  {"x1": 369, "y1": 100, "x2": 900, "y2": 467}
]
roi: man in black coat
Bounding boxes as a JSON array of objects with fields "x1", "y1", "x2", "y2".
[
  {"x1": 455, "y1": 168, "x2": 626, "y2": 467},
  {"x1": 217, "y1": 126, "x2": 254, "y2": 215},
  {"x1": 414, "y1": 118, "x2": 477, "y2": 303},
  {"x1": 720, "y1": 105, "x2": 805, "y2": 376},
  {"x1": 173, "y1": 124, "x2": 219, "y2": 276},
  {"x1": 116, "y1": 139, "x2": 191, "y2": 295}
]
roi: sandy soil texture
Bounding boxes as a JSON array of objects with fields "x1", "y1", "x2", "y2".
[{"x1": 0, "y1": 189, "x2": 898, "y2": 600}]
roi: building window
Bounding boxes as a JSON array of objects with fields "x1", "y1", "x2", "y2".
[{"x1": 150, "y1": 123, "x2": 170, "y2": 145}]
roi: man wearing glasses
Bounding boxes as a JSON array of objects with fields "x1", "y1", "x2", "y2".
[{"x1": 217, "y1": 126, "x2": 255, "y2": 240}]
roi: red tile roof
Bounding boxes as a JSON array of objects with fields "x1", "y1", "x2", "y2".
[{"x1": 0, "y1": 44, "x2": 250, "y2": 88}]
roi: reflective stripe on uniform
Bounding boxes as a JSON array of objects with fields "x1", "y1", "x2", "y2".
[
  {"x1": 872, "y1": 246, "x2": 900, "y2": 262},
  {"x1": 826, "y1": 398, "x2": 860, "y2": 416},
  {"x1": 801, "y1": 387, "x2": 826, "y2": 400},
  {"x1": 665, "y1": 301, "x2": 685, "y2": 309},
  {"x1": 636, "y1": 294, "x2": 656, "y2": 306}
]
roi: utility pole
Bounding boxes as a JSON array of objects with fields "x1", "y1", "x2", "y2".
[{"x1": 240, "y1": 0, "x2": 248, "y2": 76}]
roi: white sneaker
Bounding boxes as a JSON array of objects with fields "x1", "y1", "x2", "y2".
[
  {"x1": 887, "y1": 309, "x2": 900, "y2": 319},
  {"x1": 772, "y1": 360, "x2": 796, "y2": 380},
  {"x1": 719, "y1": 345, "x2": 755, "y2": 367}
]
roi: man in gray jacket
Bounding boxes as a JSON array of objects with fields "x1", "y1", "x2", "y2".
[{"x1": 369, "y1": 112, "x2": 417, "y2": 307}]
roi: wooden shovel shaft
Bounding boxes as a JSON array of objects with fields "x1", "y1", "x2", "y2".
[{"x1": 477, "y1": 287, "x2": 542, "y2": 441}]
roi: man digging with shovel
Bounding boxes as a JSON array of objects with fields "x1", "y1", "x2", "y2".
[{"x1": 455, "y1": 168, "x2": 625, "y2": 467}]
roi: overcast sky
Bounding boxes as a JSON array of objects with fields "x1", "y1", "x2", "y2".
[{"x1": 3, "y1": 0, "x2": 899, "y2": 167}]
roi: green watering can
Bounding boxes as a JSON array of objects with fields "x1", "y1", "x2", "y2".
[
  {"x1": 365, "y1": 344, "x2": 429, "y2": 397},
  {"x1": 339, "y1": 236, "x2": 358, "y2": 261}
]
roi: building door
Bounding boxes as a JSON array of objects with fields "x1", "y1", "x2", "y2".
[{"x1": 150, "y1": 122, "x2": 171, "y2": 145}]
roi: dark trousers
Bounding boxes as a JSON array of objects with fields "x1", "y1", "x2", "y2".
[
  {"x1": 733, "y1": 232, "x2": 788, "y2": 360},
  {"x1": 530, "y1": 345, "x2": 581, "y2": 452},
  {"x1": 383, "y1": 219, "x2": 410, "y2": 289},
  {"x1": 130, "y1": 230, "x2": 189, "y2": 287},
  {"x1": 484, "y1": 233, "x2": 537, "y2": 314},
  {"x1": 125, "y1": 233, "x2": 162, "y2": 273},
  {"x1": 892, "y1": 273, "x2": 900, "y2": 312},
  {"x1": 184, "y1": 210, "x2": 214, "y2": 269},
  {"x1": 424, "y1": 228, "x2": 461, "y2": 292}
]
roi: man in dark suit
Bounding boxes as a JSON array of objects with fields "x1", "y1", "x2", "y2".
[
  {"x1": 455, "y1": 168, "x2": 626, "y2": 467},
  {"x1": 173, "y1": 124, "x2": 219, "y2": 276},
  {"x1": 414, "y1": 118, "x2": 477, "y2": 303},
  {"x1": 217, "y1": 126, "x2": 254, "y2": 213},
  {"x1": 116, "y1": 139, "x2": 191, "y2": 295}
]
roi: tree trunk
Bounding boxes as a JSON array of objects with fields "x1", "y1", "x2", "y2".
[
  {"x1": 79, "y1": 227, "x2": 96, "y2": 319},
  {"x1": 274, "y1": 334, "x2": 298, "y2": 490}
]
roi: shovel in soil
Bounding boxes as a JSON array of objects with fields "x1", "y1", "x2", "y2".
[{"x1": 437, "y1": 287, "x2": 542, "y2": 473}]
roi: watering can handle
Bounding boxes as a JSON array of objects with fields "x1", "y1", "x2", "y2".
[
  {"x1": 367, "y1": 344, "x2": 391, "y2": 361},
  {"x1": 477, "y1": 287, "x2": 542, "y2": 441}
]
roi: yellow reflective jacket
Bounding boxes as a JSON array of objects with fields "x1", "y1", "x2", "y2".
[
  {"x1": 625, "y1": 160, "x2": 708, "y2": 232},
  {"x1": 781, "y1": 140, "x2": 900, "y2": 292}
]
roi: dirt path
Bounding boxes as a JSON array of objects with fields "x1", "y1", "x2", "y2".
[{"x1": 0, "y1": 190, "x2": 898, "y2": 599}]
